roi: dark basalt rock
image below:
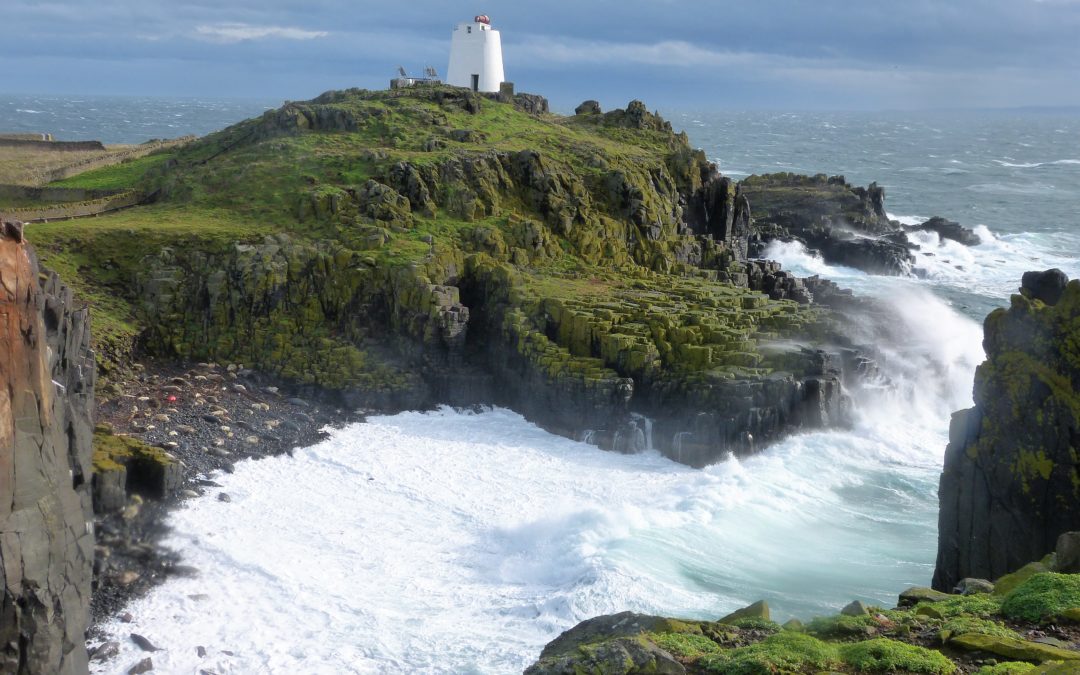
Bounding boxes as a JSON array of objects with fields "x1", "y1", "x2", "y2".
[
  {"x1": 1021, "y1": 268, "x2": 1069, "y2": 306},
  {"x1": 907, "y1": 216, "x2": 982, "y2": 246},
  {"x1": 933, "y1": 271, "x2": 1080, "y2": 591},
  {"x1": 1, "y1": 219, "x2": 96, "y2": 674},
  {"x1": 574, "y1": 100, "x2": 602, "y2": 115},
  {"x1": 742, "y1": 173, "x2": 922, "y2": 276}
]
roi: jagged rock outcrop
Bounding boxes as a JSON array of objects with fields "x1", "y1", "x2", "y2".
[
  {"x1": 742, "y1": 173, "x2": 915, "y2": 275},
  {"x1": 1, "y1": 219, "x2": 96, "y2": 674},
  {"x1": 742, "y1": 174, "x2": 982, "y2": 276},
  {"x1": 909, "y1": 216, "x2": 981, "y2": 247},
  {"x1": 934, "y1": 269, "x2": 1080, "y2": 591}
]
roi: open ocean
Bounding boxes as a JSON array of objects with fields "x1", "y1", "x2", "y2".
[{"x1": 4, "y1": 95, "x2": 1078, "y2": 674}]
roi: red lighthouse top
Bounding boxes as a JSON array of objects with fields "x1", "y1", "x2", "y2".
[{"x1": 474, "y1": 15, "x2": 491, "y2": 25}]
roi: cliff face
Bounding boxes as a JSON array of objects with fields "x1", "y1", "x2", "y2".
[
  {"x1": 1, "y1": 219, "x2": 96, "y2": 673},
  {"x1": 934, "y1": 269, "x2": 1080, "y2": 591}
]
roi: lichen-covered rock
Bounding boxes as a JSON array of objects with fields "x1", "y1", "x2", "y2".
[
  {"x1": 934, "y1": 271, "x2": 1080, "y2": 591},
  {"x1": 92, "y1": 429, "x2": 181, "y2": 508},
  {"x1": 951, "y1": 633, "x2": 1080, "y2": 664},
  {"x1": 1, "y1": 219, "x2": 96, "y2": 674}
]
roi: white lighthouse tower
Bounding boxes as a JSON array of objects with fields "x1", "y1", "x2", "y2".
[{"x1": 446, "y1": 15, "x2": 505, "y2": 93}]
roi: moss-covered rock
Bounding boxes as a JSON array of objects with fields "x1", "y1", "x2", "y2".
[
  {"x1": 935, "y1": 274, "x2": 1080, "y2": 591},
  {"x1": 951, "y1": 634, "x2": 1080, "y2": 664},
  {"x1": 92, "y1": 428, "x2": 181, "y2": 508}
]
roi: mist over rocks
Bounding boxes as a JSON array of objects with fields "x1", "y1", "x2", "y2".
[
  {"x1": 1, "y1": 219, "x2": 96, "y2": 674},
  {"x1": 934, "y1": 269, "x2": 1080, "y2": 591}
]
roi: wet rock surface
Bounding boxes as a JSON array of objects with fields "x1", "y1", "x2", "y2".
[{"x1": 1, "y1": 219, "x2": 96, "y2": 674}]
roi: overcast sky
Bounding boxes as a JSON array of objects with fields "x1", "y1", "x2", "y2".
[{"x1": 3, "y1": 0, "x2": 1080, "y2": 110}]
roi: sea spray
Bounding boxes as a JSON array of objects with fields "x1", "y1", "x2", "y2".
[{"x1": 90, "y1": 288, "x2": 982, "y2": 674}]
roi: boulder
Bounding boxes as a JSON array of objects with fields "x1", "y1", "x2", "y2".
[
  {"x1": 950, "y1": 633, "x2": 1080, "y2": 663},
  {"x1": 530, "y1": 612, "x2": 681, "y2": 661},
  {"x1": 720, "y1": 600, "x2": 770, "y2": 623},
  {"x1": 956, "y1": 578, "x2": 995, "y2": 595},
  {"x1": 1055, "y1": 532, "x2": 1080, "y2": 573},
  {"x1": 575, "y1": 100, "x2": 602, "y2": 115},
  {"x1": 899, "y1": 587, "x2": 952, "y2": 606},
  {"x1": 841, "y1": 600, "x2": 871, "y2": 616},
  {"x1": 1021, "y1": 269, "x2": 1068, "y2": 306}
]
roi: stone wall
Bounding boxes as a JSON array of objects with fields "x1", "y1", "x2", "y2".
[
  {"x1": 1, "y1": 219, "x2": 96, "y2": 674},
  {"x1": 0, "y1": 134, "x2": 54, "y2": 142},
  {"x1": 6, "y1": 190, "x2": 142, "y2": 222},
  {"x1": 0, "y1": 184, "x2": 123, "y2": 204},
  {"x1": 0, "y1": 139, "x2": 106, "y2": 152}
]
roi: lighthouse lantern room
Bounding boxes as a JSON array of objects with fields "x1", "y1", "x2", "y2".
[{"x1": 446, "y1": 15, "x2": 505, "y2": 93}]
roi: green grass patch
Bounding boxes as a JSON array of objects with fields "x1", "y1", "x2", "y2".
[
  {"x1": 916, "y1": 592, "x2": 1004, "y2": 619},
  {"x1": 647, "y1": 631, "x2": 723, "y2": 660},
  {"x1": 1002, "y1": 573, "x2": 1080, "y2": 622},
  {"x1": 975, "y1": 662, "x2": 1036, "y2": 675},
  {"x1": 50, "y1": 152, "x2": 173, "y2": 190},
  {"x1": 806, "y1": 613, "x2": 881, "y2": 637},
  {"x1": 839, "y1": 638, "x2": 956, "y2": 674},
  {"x1": 700, "y1": 632, "x2": 840, "y2": 675},
  {"x1": 728, "y1": 618, "x2": 782, "y2": 635},
  {"x1": 942, "y1": 616, "x2": 1020, "y2": 640}
]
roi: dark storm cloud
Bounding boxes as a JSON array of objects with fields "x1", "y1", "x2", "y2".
[{"x1": 2, "y1": 0, "x2": 1079, "y2": 108}]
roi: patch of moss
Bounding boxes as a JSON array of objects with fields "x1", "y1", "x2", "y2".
[
  {"x1": 916, "y1": 593, "x2": 1004, "y2": 619},
  {"x1": 700, "y1": 632, "x2": 840, "y2": 675},
  {"x1": 49, "y1": 152, "x2": 174, "y2": 190},
  {"x1": 728, "y1": 618, "x2": 782, "y2": 635},
  {"x1": 942, "y1": 616, "x2": 1021, "y2": 640},
  {"x1": 93, "y1": 429, "x2": 176, "y2": 473},
  {"x1": 1002, "y1": 573, "x2": 1080, "y2": 623},
  {"x1": 647, "y1": 631, "x2": 723, "y2": 660},
  {"x1": 806, "y1": 613, "x2": 882, "y2": 637},
  {"x1": 839, "y1": 638, "x2": 957, "y2": 674},
  {"x1": 977, "y1": 663, "x2": 1037, "y2": 675}
]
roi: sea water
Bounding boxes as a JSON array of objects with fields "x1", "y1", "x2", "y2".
[{"x1": 9, "y1": 99, "x2": 1076, "y2": 673}]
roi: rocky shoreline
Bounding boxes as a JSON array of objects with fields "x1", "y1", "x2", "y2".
[{"x1": 86, "y1": 357, "x2": 359, "y2": 659}]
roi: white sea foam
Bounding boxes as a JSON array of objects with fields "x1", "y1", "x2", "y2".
[
  {"x1": 91, "y1": 261, "x2": 987, "y2": 674},
  {"x1": 993, "y1": 159, "x2": 1080, "y2": 168}
]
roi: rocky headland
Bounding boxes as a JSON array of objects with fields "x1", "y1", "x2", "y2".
[{"x1": 0, "y1": 86, "x2": 1026, "y2": 673}]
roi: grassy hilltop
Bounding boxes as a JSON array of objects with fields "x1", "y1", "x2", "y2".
[{"x1": 23, "y1": 86, "x2": 854, "y2": 460}]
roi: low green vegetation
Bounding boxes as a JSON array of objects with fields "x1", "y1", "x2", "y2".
[
  {"x1": 838, "y1": 638, "x2": 956, "y2": 674},
  {"x1": 976, "y1": 664, "x2": 1036, "y2": 675},
  {"x1": 1002, "y1": 573, "x2": 1080, "y2": 622},
  {"x1": 701, "y1": 632, "x2": 840, "y2": 674},
  {"x1": 49, "y1": 151, "x2": 174, "y2": 190}
]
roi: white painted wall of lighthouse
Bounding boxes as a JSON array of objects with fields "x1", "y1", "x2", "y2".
[{"x1": 446, "y1": 21, "x2": 505, "y2": 93}]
